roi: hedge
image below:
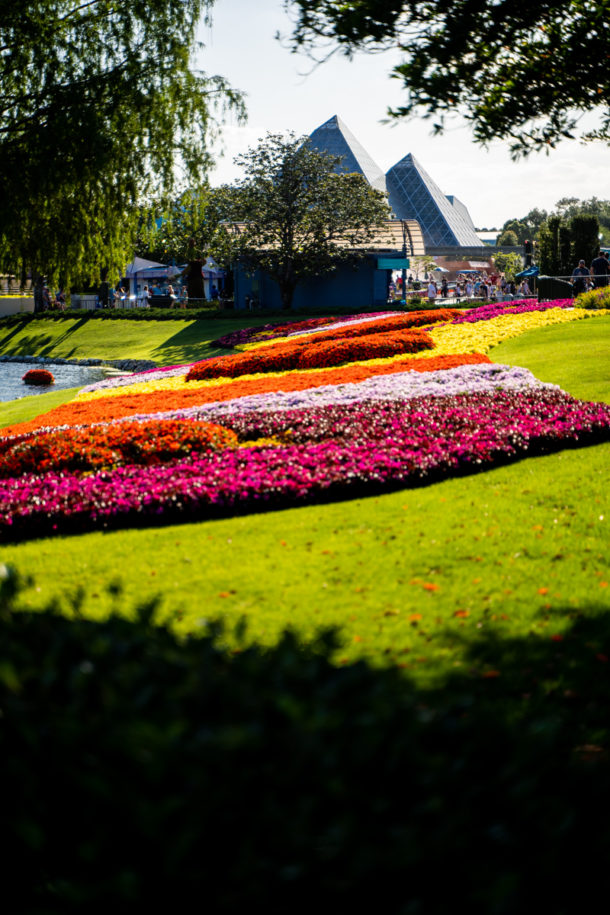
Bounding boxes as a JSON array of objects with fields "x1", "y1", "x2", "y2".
[{"x1": 2, "y1": 568, "x2": 610, "y2": 912}]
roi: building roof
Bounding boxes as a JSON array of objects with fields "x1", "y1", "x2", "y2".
[
  {"x1": 445, "y1": 195, "x2": 477, "y2": 232},
  {"x1": 227, "y1": 220, "x2": 425, "y2": 255},
  {"x1": 308, "y1": 115, "x2": 387, "y2": 194}
]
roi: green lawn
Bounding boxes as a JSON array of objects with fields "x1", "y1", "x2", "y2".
[
  {"x1": 0, "y1": 313, "x2": 608, "y2": 683},
  {"x1": 0, "y1": 314, "x2": 269, "y2": 365},
  {"x1": 0, "y1": 314, "x2": 276, "y2": 429},
  {"x1": 491, "y1": 313, "x2": 610, "y2": 403}
]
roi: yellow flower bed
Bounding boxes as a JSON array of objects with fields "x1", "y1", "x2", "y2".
[
  {"x1": 429, "y1": 308, "x2": 610, "y2": 356},
  {"x1": 74, "y1": 306, "x2": 610, "y2": 403}
]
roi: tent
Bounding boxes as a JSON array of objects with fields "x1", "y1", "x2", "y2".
[
  {"x1": 123, "y1": 257, "x2": 182, "y2": 299},
  {"x1": 124, "y1": 256, "x2": 166, "y2": 276}
]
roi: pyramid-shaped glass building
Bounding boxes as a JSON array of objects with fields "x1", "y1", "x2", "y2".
[
  {"x1": 386, "y1": 154, "x2": 483, "y2": 248},
  {"x1": 308, "y1": 116, "x2": 482, "y2": 249},
  {"x1": 308, "y1": 115, "x2": 387, "y2": 194}
]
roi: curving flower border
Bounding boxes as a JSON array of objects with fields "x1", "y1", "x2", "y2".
[{"x1": 0, "y1": 299, "x2": 609, "y2": 542}]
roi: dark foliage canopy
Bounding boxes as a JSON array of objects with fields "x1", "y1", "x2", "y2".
[
  {"x1": 3, "y1": 565, "x2": 610, "y2": 912},
  {"x1": 285, "y1": 0, "x2": 610, "y2": 156}
]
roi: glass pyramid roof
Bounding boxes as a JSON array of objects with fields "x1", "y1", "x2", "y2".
[
  {"x1": 386, "y1": 154, "x2": 483, "y2": 247},
  {"x1": 445, "y1": 195, "x2": 477, "y2": 232},
  {"x1": 309, "y1": 115, "x2": 387, "y2": 193}
]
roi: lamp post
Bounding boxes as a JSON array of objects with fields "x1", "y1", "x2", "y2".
[{"x1": 401, "y1": 220, "x2": 414, "y2": 304}]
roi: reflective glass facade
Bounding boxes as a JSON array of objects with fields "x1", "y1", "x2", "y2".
[
  {"x1": 309, "y1": 115, "x2": 387, "y2": 193},
  {"x1": 386, "y1": 155, "x2": 483, "y2": 248},
  {"x1": 309, "y1": 116, "x2": 482, "y2": 249}
]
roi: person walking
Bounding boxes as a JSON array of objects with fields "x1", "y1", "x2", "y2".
[
  {"x1": 590, "y1": 250, "x2": 610, "y2": 287},
  {"x1": 137, "y1": 285, "x2": 150, "y2": 308},
  {"x1": 571, "y1": 259, "x2": 590, "y2": 296},
  {"x1": 427, "y1": 279, "x2": 437, "y2": 303}
]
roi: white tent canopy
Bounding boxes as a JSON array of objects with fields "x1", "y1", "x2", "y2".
[{"x1": 124, "y1": 256, "x2": 166, "y2": 276}]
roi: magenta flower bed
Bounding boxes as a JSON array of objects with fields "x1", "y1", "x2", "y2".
[
  {"x1": 450, "y1": 299, "x2": 574, "y2": 323},
  {"x1": 1, "y1": 389, "x2": 608, "y2": 541}
]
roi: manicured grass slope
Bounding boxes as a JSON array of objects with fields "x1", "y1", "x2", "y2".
[
  {"x1": 492, "y1": 313, "x2": 610, "y2": 403},
  {"x1": 0, "y1": 315, "x2": 272, "y2": 365},
  {"x1": 0, "y1": 386, "x2": 81, "y2": 429},
  {"x1": 1, "y1": 317, "x2": 608, "y2": 681}
]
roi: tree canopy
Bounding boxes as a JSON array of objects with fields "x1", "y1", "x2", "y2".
[
  {"x1": 214, "y1": 132, "x2": 390, "y2": 309},
  {"x1": 500, "y1": 199, "x2": 610, "y2": 245},
  {"x1": 285, "y1": 0, "x2": 610, "y2": 156},
  {"x1": 538, "y1": 213, "x2": 600, "y2": 275},
  {"x1": 0, "y1": 0, "x2": 244, "y2": 288},
  {"x1": 135, "y1": 186, "x2": 217, "y2": 266}
]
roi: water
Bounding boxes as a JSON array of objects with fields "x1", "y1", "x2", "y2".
[{"x1": 0, "y1": 361, "x2": 113, "y2": 402}]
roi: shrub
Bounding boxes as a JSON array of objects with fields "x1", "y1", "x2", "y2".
[
  {"x1": 22, "y1": 368, "x2": 54, "y2": 386},
  {"x1": 575, "y1": 286, "x2": 610, "y2": 309},
  {"x1": 2, "y1": 568, "x2": 610, "y2": 912}
]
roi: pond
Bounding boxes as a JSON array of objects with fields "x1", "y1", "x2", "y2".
[{"x1": 0, "y1": 361, "x2": 117, "y2": 403}]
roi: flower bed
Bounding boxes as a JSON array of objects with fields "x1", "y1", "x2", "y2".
[
  {"x1": 186, "y1": 328, "x2": 435, "y2": 381},
  {"x1": 212, "y1": 311, "x2": 394, "y2": 348},
  {"x1": 0, "y1": 419, "x2": 237, "y2": 477},
  {"x1": 449, "y1": 299, "x2": 574, "y2": 323},
  {"x1": 0, "y1": 297, "x2": 609, "y2": 542},
  {"x1": 244, "y1": 309, "x2": 461, "y2": 349},
  {"x1": 0, "y1": 390, "x2": 609, "y2": 541}
]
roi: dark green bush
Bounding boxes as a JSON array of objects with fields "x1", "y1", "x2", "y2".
[{"x1": 1, "y1": 567, "x2": 610, "y2": 913}]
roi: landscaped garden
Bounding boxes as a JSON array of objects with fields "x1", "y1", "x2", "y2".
[{"x1": 1, "y1": 300, "x2": 610, "y2": 911}]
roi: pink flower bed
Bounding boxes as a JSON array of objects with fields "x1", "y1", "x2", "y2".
[{"x1": 0, "y1": 389, "x2": 608, "y2": 541}]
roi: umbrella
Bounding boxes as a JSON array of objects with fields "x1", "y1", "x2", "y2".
[{"x1": 514, "y1": 266, "x2": 540, "y2": 278}]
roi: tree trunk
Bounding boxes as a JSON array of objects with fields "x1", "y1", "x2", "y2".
[
  {"x1": 186, "y1": 260, "x2": 204, "y2": 301},
  {"x1": 278, "y1": 263, "x2": 296, "y2": 310},
  {"x1": 279, "y1": 282, "x2": 296, "y2": 310}
]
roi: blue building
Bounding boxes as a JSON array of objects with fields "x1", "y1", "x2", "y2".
[{"x1": 233, "y1": 220, "x2": 424, "y2": 311}]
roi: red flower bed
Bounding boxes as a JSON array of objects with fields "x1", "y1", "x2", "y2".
[
  {"x1": 252, "y1": 309, "x2": 461, "y2": 350},
  {"x1": 186, "y1": 329, "x2": 434, "y2": 381},
  {"x1": 1, "y1": 353, "x2": 491, "y2": 438},
  {"x1": 22, "y1": 369, "x2": 55, "y2": 386},
  {"x1": 0, "y1": 419, "x2": 237, "y2": 477}
]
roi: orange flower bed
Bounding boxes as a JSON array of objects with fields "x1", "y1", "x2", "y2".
[
  {"x1": 0, "y1": 420, "x2": 237, "y2": 477},
  {"x1": 1, "y1": 352, "x2": 492, "y2": 438},
  {"x1": 186, "y1": 329, "x2": 434, "y2": 381}
]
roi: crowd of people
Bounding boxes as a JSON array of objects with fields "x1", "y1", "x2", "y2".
[{"x1": 389, "y1": 271, "x2": 533, "y2": 305}]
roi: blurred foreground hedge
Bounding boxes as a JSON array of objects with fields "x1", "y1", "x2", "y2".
[{"x1": 1, "y1": 567, "x2": 610, "y2": 914}]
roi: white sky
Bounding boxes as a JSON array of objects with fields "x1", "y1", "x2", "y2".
[{"x1": 197, "y1": 0, "x2": 610, "y2": 229}]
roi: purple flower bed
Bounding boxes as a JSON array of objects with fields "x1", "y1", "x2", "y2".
[
  {"x1": 1, "y1": 389, "x2": 608, "y2": 541},
  {"x1": 64, "y1": 364, "x2": 556, "y2": 433}
]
